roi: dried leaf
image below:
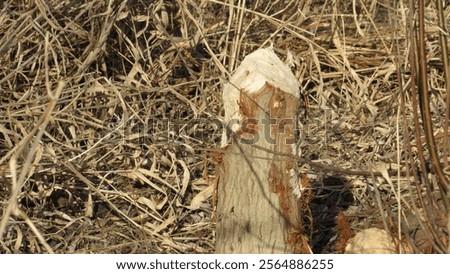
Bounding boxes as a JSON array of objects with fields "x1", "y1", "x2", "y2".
[
  {"x1": 188, "y1": 184, "x2": 213, "y2": 210},
  {"x1": 137, "y1": 196, "x2": 157, "y2": 212},
  {"x1": 177, "y1": 159, "x2": 190, "y2": 197}
]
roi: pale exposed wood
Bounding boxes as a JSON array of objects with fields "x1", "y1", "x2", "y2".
[
  {"x1": 215, "y1": 48, "x2": 308, "y2": 253},
  {"x1": 345, "y1": 228, "x2": 396, "y2": 254}
]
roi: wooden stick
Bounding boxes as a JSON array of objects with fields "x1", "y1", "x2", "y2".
[{"x1": 215, "y1": 48, "x2": 310, "y2": 253}]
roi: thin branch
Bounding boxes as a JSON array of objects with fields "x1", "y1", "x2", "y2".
[{"x1": 417, "y1": 0, "x2": 449, "y2": 200}]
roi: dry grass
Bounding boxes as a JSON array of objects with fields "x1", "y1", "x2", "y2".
[{"x1": 0, "y1": 0, "x2": 449, "y2": 253}]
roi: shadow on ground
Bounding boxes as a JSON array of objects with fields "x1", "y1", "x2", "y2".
[{"x1": 308, "y1": 176, "x2": 354, "y2": 253}]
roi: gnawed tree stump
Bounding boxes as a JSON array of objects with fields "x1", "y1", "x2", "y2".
[{"x1": 215, "y1": 48, "x2": 309, "y2": 253}]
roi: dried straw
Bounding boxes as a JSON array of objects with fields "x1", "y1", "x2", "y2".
[{"x1": 0, "y1": 0, "x2": 448, "y2": 253}]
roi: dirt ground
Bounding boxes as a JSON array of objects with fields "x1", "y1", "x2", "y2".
[{"x1": 0, "y1": 0, "x2": 449, "y2": 253}]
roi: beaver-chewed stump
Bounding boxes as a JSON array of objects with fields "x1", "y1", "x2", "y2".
[{"x1": 215, "y1": 48, "x2": 310, "y2": 253}]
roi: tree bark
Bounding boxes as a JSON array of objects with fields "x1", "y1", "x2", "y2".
[{"x1": 215, "y1": 48, "x2": 309, "y2": 253}]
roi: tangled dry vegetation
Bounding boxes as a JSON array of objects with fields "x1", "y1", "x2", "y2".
[{"x1": 0, "y1": 0, "x2": 449, "y2": 253}]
